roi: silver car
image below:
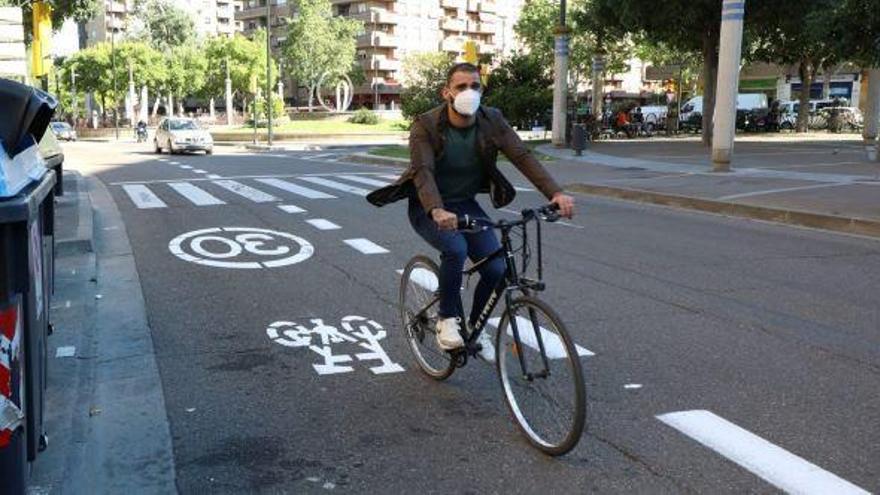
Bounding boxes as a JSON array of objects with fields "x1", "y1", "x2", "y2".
[
  {"x1": 50, "y1": 121, "x2": 77, "y2": 141},
  {"x1": 154, "y1": 118, "x2": 213, "y2": 155}
]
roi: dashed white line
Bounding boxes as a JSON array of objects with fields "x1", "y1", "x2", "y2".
[
  {"x1": 299, "y1": 176, "x2": 371, "y2": 196},
  {"x1": 344, "y1": 238, "x2": 389, "y2": 254},
  {"x1": 212, "y1": 180, "x2": 279, "y2": 203},
  {"x1": 305, "y1": 219, "x2": 341, "y2": 230},
  {"x1": 192, "y1": 169, "x2": 208, "y2": 174},
  {"x1": 168, "y1": 182, "x2": 226, "y2": 206},
  {"x1": 206, "y1": 174, "x2": 222, "y2": 179},
  {"x1": 55, "y1": 346, "x2": 76, "y2": 358},
  {"x1": 336, "y1": 174, "x2": 392, "y2": 187},
  {"x1": 278, "y1": 204, "x2": 306, "y2": 213},
  {"x1": 657, "y1": 410, "x2": 870, "y2": 495},
  {"x1": 122, "y1": 184, "x2": 167, "y2": 209},
  {"x1": 256, "y1": 178, "x2": 338, "y2": 199},
  {"x1": 179, "y1": 165, "x2": 193, "y2": 170}
]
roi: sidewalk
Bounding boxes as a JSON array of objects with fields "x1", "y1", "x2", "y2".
[{"x1": 535, "y1": 139, "x2": 880, "y2": 238}]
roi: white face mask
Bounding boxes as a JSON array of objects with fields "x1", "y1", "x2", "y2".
[{"x1": 452, "y1": 89, "x2": 481, "y2": 116}]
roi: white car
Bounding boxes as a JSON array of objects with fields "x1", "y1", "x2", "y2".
[{"x1": 154, "y1": 118, "x2": 213, "y2": 155}]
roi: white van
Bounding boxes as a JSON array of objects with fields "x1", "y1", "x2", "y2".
[{"x1": 680, "y1": 93, "x2": 768, "y2": 121}]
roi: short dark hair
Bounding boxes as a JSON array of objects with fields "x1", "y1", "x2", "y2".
[{"x1": 446, "y1": 62, "x2": 480, "y2": 85}]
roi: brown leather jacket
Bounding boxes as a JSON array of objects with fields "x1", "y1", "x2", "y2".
[{"x1": 366, "y1": 104, "x2": 562, "y2": 213}]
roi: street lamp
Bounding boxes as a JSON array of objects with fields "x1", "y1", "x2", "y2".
[
  {"x1": 111, "y1": 24, "x2": 118, "y2": 140},
  {"x1": 266, "y1": 0, "x2": 273, "y2": 146}
]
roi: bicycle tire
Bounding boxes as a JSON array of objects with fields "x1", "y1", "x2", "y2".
[
  {"x1": 495, "y1": 296, "x2": 586, "y2": 456},
  {"x1": 399, "y1": 255, "x2": 456, "y2": 380}
]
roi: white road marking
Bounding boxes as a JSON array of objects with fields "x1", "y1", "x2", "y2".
[
  {"x1": 657, "y1": 410, "x2": 870, "y2": 495},
  {"x1": 168, "y1": 182, "x2": 226, "y2": 206},
  {"x1": 206, "y1": 174, "x2": 222, "y2": 179},
  {"x1": 169, "y1": 161, "x2": 180, "y2": 165},
  {"x1": 335, "y1": 174, "x2": 392, "y2": 187},
  {"x1": 110, "y1": 172, "x2": 389, "y2": 185},
  {"x1": 55, "y1": 346, "x2": 76, "y2": 358},
  {"x1": 718, "y1": 182, "x2": 850, "y2": 201},
  {"x1": 212, "y1": 180, "x2": 279, "y2": 203},
  {"x1": 122, "y1": 184, "x2": 167, "y2": 209},
  {"x1": 397, "y1": 268, "x2": 438, "y2": 292},
  {"x1": 624, "y1": 383, "x2": 643, "y2": 389},
  {"x1": 488, "y1": 316, "x2": 593, "y2": 358},
  {"x1": 344, "y1": 238, "x2": 389, "y2": 254},
  {"x1": 256, "y1": 178, "x2": 337, "y2": 199},
  {"x1": 179, "y1": 165, "x2": 193, "y2": 169},
  {"x1": 193, "y1": 169, "x2": 208, "y2": 174},
  {"x1": 376, "y1": 174, "x2": 401, "y2": 181},
  {"x1": 278, "y1": 204, "x2": 306, "y2": 213},
  {"x1": 514, "y1": 186, "x2": 534, "y2": 192},
  {"x1": 306, "y1": 219, "x2": 341, "y2": 230},
  {"x1": 168, "y1": 227, "x2": 314, "y2": 269},
  {"x1": 299, "y1": 176, "x2": 371, "y2": 196},
  {"x1": 303, "y1": 153, "x2": 335, "y2": 160}
]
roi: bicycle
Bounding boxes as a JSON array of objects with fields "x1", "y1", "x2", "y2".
[{"x1": 399, "y1": 204, "x2": 586, "y2": 456}]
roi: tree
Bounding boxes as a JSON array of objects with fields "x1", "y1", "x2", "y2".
[
  {"x1": 165, "y1": 44, "x2": 207, "y2": 113},
  {"x1": 515, "y1": 0, "x2": 630, "y2": 106},
  {"x1": 281, "y1": 0, "x2": 361, "y2": 111},
  {"x1": 749, "y1": 0, "x2": 839, "y2": 132},
  {"x1": 203, "y1": 33, "x2": 273, "y2": 113},
  {"x1": 399, "y1": 52, "x2": 453, "y2": 122},
  {"x1": 484, "y1": 52, "x2": 553, "y2": 129},
  {"x1": 129, "y1": 0, "x2": 195, "y2": 51},
  {"x1": 62, "y1": 42, "x2": 113, "y2": 120}
]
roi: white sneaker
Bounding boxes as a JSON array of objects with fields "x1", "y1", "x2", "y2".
[
  {"x1": 476, "y1": 331, "x2": 496, "y2": 363},
  {"x1": 435, "y1": 317, "x2": 464, "y2": 351}
]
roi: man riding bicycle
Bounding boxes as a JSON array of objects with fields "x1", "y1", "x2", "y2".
[{"x1": 367, "y1": 62, "x2": 575, "y2": 361}]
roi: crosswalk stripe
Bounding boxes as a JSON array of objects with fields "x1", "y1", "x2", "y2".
[
  {"x1": 376, "y1": 174, "x2": 401, "y2": 181},
  {"x1": 278, "y1": 204, "x2": 306, "y2": 213},
  {"x1": 657, "y1": 410, "x2": 870, "y2": 495},
  {"x1": 336, "y1": 174, "x2": 392, "y2": 187},
  {"x1": 212, "y1": 180, "x2": 278, "y2": 203},
  {"x1": 299, "y1": 176, "x2": 371, "y2": 196},
  {"x1": 179, "y1": 165, "x2": 193, "y2": 169},
  {"x1": 206, "y1": 174, "x2": 222, "y2": 179},
  {"x1": 193, "y1": 169, "x2": 207, "y2": 174},
  {"x1": 168, "y1": 182, "x2": 226, "y2": 206},
  {"x1": 344, "y1": 238, "x2": 389, "y2": 254},
  {"x1": 256, "y1": 178, "x2": 337, "y2": 199},
  {"x1": 306, "y1": 219, "x2": 341, "y2": 230},
  {"x1": 122, "y1": 184, "x2": 167, "y2": 209},
  {"x1": 487, "y1": 317, "x2": 593, "y2": 358}
]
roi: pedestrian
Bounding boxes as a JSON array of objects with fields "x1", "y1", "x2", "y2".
[{"x1": 366, "y1": 62, "x2": 575, "y2": 360}]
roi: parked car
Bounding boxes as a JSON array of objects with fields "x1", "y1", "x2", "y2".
[
  {"x1": 778, "y1": 99, "x2": 856, "y2": 130},
  {"x1": 680, "y1": 93, "x2": 769, "y2": 122},
  {"x1": 49, "y1": 121, "x2": 77, "y2": 141},
  {"x1": 154, "y1": 118, "x2": 213, "y2": 155}
]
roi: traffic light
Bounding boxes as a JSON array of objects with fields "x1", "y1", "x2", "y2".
[
  {"x1": 31, "y1": 2, "x2": 52, "y2": 78},
  {"x1": 463, "y1": 41, "x2": 478, "y2": 65}
]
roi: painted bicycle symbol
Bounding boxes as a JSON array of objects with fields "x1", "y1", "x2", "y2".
[{"x1": 168, "y1": 227, "x2": 314, "y2": 269}]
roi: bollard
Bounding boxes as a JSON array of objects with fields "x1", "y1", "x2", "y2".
[{"x1": 571, "y1": 124, "x2": 587, "y2": 156}]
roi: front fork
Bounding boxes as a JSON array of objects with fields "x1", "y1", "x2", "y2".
[{"x1": 505, "y1": 291, "x2": 551, "y2": 381}]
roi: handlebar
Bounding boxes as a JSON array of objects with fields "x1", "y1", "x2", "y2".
[{"x1": 457, "y1": 203, "x2": 561, "y2": 231}]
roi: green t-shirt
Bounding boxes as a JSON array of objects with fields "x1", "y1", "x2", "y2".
[{"x1": 435, "y1": 124, "x2": 486, "y2": 203}]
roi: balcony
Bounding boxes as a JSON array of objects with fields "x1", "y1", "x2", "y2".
[
  {"x1": 478, "y1": 42, "x2": 495, "y2": 54},
  {"x1": 357, "y1": 31, "x2": 398, "y2": 48},
  {"x1": 352, "y1": 8, "x2": 398, "y2": 25},
  {"x1": 373, "y1": 57, "x2": 401, "y2": 72},
  {"x1": 106, "y1": 1, "x2": 126, "y2": 13},
  {"x1": 467, "y1": 0, "x2": 480, "y2": 12},
  {"x1": 441, "y1": 17, "x2": 466, "y2": 31},
  {"x1": 440, "y1": 37, "x2": 463, "y2": 52},
  {"x1": 475, "y1": 21, "x2": 495, "y2": 34},
  {"x1": 480, "y1": 1, "x2": 497, "y2": 13},
  {"x1": 441, "y1": 0, "x2": 466, "y2": 10}
]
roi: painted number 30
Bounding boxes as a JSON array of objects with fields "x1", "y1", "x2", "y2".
[{"x1": 168, "y1": 227, "x2": 315, "y2": 269}]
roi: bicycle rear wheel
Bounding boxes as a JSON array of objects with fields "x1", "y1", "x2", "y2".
[
  {"x1": 496, "y1": 296, "x2": 586, "y2": 456},
  {"x1": 399, "y1": 255, "x2": 455, "y2": 380}
]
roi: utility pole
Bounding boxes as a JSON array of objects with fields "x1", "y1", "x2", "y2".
[
  {"x1": 111, "y1": 26, "x2": 119, "y2": 140},
  {"x1": 710, "y1": 0, "x2": 745, "y2": 171},
  {"x1": 266, "y1": 0, "x2": 273, "y2": 146},
  {"x1": 551, "y1": 0, "x2": 568, "y2": 147}
]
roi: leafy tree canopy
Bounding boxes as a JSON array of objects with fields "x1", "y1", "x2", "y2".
[{"x1": 399, "y1": 51, "x2": 454, "y2": 121}]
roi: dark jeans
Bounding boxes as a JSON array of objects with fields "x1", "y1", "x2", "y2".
[{"x1": 408, "y1": 198, "x2": 507, "y2": 325}]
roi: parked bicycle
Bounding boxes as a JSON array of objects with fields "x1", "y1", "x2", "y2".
[{"x1": 399, "y1": 204, "x2": 586, "y2": 456}]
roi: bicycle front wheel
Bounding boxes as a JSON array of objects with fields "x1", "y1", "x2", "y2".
[
  {"x1": 496, "y1": 296, "x2": 586, "y2": 456},
  {"x1": 399, "y1": 255, "x2": 455, "y2": 380}
]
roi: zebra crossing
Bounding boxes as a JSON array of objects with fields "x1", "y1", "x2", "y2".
[{"x1": 118, "y1": 173, "x2": 398, "y2": 210}]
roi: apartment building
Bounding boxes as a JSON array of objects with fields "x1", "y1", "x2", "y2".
[{"x1": 83, "y1": 0, "x2": 243, "y2": 46}]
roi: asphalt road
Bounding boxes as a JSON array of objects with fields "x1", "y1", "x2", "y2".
[{"x1": 68, "y1": 142, "x2": 879, "y2": 494}]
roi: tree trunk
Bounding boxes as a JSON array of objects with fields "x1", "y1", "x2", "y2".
[
  {"x1": 152, "y1": 95, "x2": 161, "y2": 119},
  {"x1": 168, "y1": 93, "x2": 174, "y2": 117},
  {"x1": 863, "y1": 68, "x2": 880, "y2": 155},
  {"x1": 701, "y1": 27, "x2": 720, "y2": 147},
  {"x1": 100, "y1": 93, "x2": 107, "y2": 123},
  {"x1": 307, "y1": 84, "x2": 316, "y2": 113},
  {"x1": 796, "y1": 59, "x2": 815, "y2": 133}
]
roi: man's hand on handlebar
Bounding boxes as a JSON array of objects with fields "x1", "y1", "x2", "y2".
[
  {"x1": 431, "y1": 207, "x2": 458, "y2": 231},
  {"x1": 550, "y1": 192, "x2": 575, "y2": 219}
]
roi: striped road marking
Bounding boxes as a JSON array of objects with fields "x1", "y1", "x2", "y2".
[
  {"x1": 193, "y1": 169, "x2": 208, "y2": 174},
  {"x1": 376, "y1": 174, "x2": 401, "y2": 181},
  {"x1": 278, "y1": 204, "x2": 306, "y2": 213},
  {"x1": 212, "y1": 180, "x2": 279, "y2": 203},
  {"x1": 168, "y1": 182, "x2": 225, "y2": 206},
  {"x1": 256, "y1": 178, "x2": 337, "y2": 199},
  {"x1": 122, "y1": 184, "x2": 167, "y2": 209},
  {"x1": 396, "y1": 268, "x2": 438, "y2": 292},
  {"x1": 487, "y1": 316, "x2": 594, "y2": 358},
  {"x1": 179, "y1": 165, "x2": 193, "y2": 169},
  {"x1": 335, "y1": 174, "x2": 392, "y2": 187},
  {"x1": 305, "y1": 219, "x2": 341, "y2": 230},
  {"x1": 344, "y1": 238, "x2": 389, "y2": 254},
  {"x1": 299, "y1": 176, "x2": 371, "y2": 196},
  {"x1": 206, "y1": 174, "x2": 222, "y2": 179},
  {"x1": 657, "y1": 410, "x2": 870, "y2": 495}
]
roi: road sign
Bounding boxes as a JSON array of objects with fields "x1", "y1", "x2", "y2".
[{"x1": 168, "y1": 227, "x2": 314, "y2": 269}]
